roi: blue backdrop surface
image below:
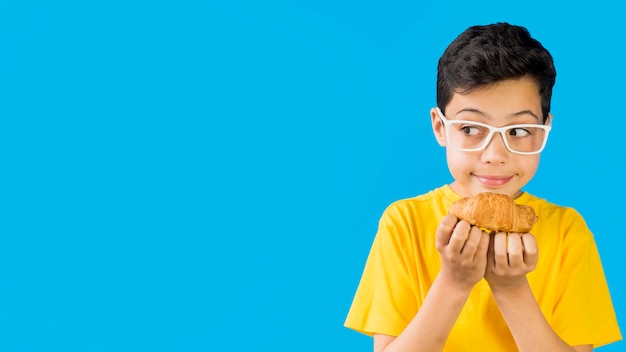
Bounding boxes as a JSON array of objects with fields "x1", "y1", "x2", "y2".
[{"x1": 0, "y1": 1, "x2": 623, "y2": 351}]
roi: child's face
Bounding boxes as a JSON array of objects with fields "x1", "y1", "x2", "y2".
[{"x1": 431, "y1": 77, "x2": 551, "y2": 198}]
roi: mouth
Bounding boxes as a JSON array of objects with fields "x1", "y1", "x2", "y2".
[{"x1": 473, "y1": 174, "x2": 513, "y2": 187}]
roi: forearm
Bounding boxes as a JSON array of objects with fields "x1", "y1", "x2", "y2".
[
  {"x1": 490, "y1": 279, "x2": 575, "y2": 352},
  {"x1": 380, "y1": 274, "x2": 471, "y2": 352}
]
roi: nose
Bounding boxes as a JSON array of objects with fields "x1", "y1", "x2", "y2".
[{"x1": 480, "y1": 132, "x2": 509, "y2": 163}]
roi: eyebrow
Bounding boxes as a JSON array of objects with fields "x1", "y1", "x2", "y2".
[{"x1": 455, "y1": 108, "x2": 540, "y2": 121}]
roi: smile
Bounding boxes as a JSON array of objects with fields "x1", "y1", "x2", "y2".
[{"x1": 473, "y1": 175, "x2": 513, "y2": 187}]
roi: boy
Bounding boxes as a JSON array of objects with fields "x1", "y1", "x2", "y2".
[{"x1": 344, "y1": 23, "x2": 622, "y2": 351}]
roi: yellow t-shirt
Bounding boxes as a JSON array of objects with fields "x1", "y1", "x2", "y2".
[{"x1": 344, "y1": 185, "x2": 622, "y2": 350}]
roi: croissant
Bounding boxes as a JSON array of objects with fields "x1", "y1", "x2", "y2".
[{"x1": 448, "y1": 192, "x2": 538, "y2": 233}]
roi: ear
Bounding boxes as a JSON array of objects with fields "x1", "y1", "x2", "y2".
[
  {"x1": 545, "y1": 112, "x2": 553, "y2": 126},
  {"x1": 431, "y1": 107, "x2": 446, "y2": 147}
]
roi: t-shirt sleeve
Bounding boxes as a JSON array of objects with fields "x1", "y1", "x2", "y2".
[
  {"x1": 551, "y1": 209, "x2": 622, "y2": 347},
  {"x1": 344, "y1": 203, "x2": 419, "y2": 337}
]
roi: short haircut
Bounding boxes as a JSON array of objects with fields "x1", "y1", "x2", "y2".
[{"x1": 436, "y1": 23, "x2": 556, "y2": 122}]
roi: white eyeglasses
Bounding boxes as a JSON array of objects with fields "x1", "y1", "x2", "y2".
[{"x1": 436, "y1": 107, "x2": 551, "y2": 155}]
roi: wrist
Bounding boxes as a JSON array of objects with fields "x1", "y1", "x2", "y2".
[
  {"x1": 436, "y1": 271, "x2": 477, "y2": 296},
  {"x1": 488, "y1": 277, "x2": 531, "y2": 297}
]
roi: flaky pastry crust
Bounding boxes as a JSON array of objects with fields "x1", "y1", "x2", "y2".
[{"x1": 448, "y1": 192, "x2": 538, "y2": 233}]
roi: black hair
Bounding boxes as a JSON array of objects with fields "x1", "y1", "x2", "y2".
[{"x1": 436, "y1": 23, "x2": 556, "y2": 122}]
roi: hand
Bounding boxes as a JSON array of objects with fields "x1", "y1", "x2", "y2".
[
  {"x1": 435, "y1": 215, "x2": 490, "y2": 290},
  {"x1": 484, "y1": 232, "x2": 539, "y2": 291}
]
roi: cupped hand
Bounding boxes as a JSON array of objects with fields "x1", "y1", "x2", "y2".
[
  {"x1": 484, "y1": 231, "x2": 539, "y2": 291},
  {"x1": 436, "y1": 215, "x2": 490, "y2": 290}
]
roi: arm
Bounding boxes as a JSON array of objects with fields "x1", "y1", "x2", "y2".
[
  {"x1": 375, "y1": 215, "x2": 490, "y2": 352},
  {"x1": 485, "y1": 232, "x2": 591, "y2": 352}
]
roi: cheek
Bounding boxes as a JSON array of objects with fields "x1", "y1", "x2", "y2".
[
  {"x1": 446, "y1": 149, "x2": 474, "y2": 175},
  {"x1": 518, "y1": 155, "x2": 541, "y2": 177}
]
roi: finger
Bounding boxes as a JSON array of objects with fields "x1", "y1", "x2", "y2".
[
  {"x1": 486, "y1": 231, "x2": 496, "y2": 268},
  {"x1": 506, "y1": 233, "x2": 524, "y2": 268},
  {"x1": 475, "y1": 230, "x2": 490, "y2": 260},
  {"x1": 522, "y1": 233, "x2": 539, "y2": 269},
  {"x1": 435, "y1": 215, "x2": 460, "y2": 249},
  {"x1": 448, "y1": 220, "x2": 471, "y2": 254},
  {"x1": 460, "y1": 226, "x2": 483, "y2": 256},
  {"x1": 492, "y1": 232, "x2": 508, "y2": 267}
]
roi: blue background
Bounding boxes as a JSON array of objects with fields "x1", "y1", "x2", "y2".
[{"x1": 1, "y1": 0, "x2": 623, "y2": 351}]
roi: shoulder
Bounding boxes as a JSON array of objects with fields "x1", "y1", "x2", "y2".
[
  {"x1": 522, "y1": 193, "x2": 593, "y2": 241},
  {"x1": 383, "y1": 186, "x2": 451, "y2": 216},
  {"x1": 523, "y1": 193, "x2": 587, "y2": 224},
  {"x1": 378, "y1": 186, "x2": 454, "y2": 229},
  {"x1": 370, "y1": 188, "x2": 451, "y2": 260}
]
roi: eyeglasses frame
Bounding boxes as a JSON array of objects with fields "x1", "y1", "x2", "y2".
[{"x1": 435, "y1": 107, "x2": 552, "y2": 155}]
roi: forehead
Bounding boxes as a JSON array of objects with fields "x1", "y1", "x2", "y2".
[{"x1": 445, "y1": 78, "x2": 542, "y2": 120}]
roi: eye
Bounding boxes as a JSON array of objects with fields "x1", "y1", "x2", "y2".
[
  {"x1": 460, "y1": 125, "x2": 483, "y2": 136},
  {"x1": 509, "y1": 127, "x2": 531, "y2": 137}
]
